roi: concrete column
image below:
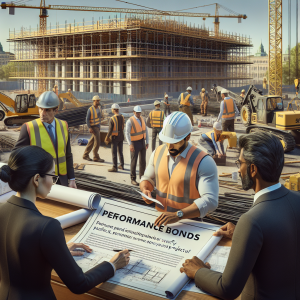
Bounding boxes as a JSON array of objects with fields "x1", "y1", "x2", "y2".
[
  {"x1": 126, "y1": 60, "x2": 132, "y2": 80},
  {"x1": 98, "y1": 81, "x2": 103, "y2": 93},
  {"x1": 113, "y1": 81, "x2": 121, "y2": 95},
  {"x1": 55, "y1": 62, "x2": 59, "y2": 79},
  {"x1": 80, "y1": 60, "x2": 86, "y2": 92},
  {"x1": 61, "y1": 62, "x2": 66, "y2": 91},
  {"x1": 55, "y1": 45, "x2": 59, "y2": 58},
  {"x1": 126, "y1": 83, "x2": 132, "y2": 96}
]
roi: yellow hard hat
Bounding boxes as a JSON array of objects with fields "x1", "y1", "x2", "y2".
[
  {"x1": 201, "y1": 88, "x2": 205, "y2": 92},
  {"x1": 241, "y1": 89, "x2": 245, "y2": 93},
  {"x1": 92, "y1": 95, "x2": 100, "y2": 101}
]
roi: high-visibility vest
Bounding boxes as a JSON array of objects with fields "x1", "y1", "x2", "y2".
[
  {"x1": 180, "y1": 93, "x2": 191, "y2": 106},
  {"x1": 89, "y1": 106, "x2": 100, "y2": 126},
  {"x1": 205, "y1": 130, "x2": 222, "y2": 142},
  {"x1": 26, "y1": 118, "x2": 68, "y2": 176},
  {"x1": 222, "y1": 98, "x2": 235, "y2": 119},
  {"x1": 153, "y1": 144, "x2": 208, "y2": 212},
  {"x1": 111, "y1": 114, "x2": 125, "y2": 136},
  {"x1": 130, "y1": 116, "x2": 146, "y2": 141},
  {"x1": 149, "y1": 110, "x2": 164, "y2": 128}
]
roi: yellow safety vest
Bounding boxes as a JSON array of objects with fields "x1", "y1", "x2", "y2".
[
  {"x1": 149, "y1": 110, "x2": 164, "y2": 128},
  {"x1": 26, "y1": 118, "x2": 68, "y2": 176},
  {"x1": 111, "y1": 115, "x2": 125, "y2": 136},
  {"x1": 180, "y1": 93, "x2": 191, "y2": 106},
  {"x1": 89, "y1": 106, "x2": 100, "y2": 126},
  {"x1": 130, "y1": 116, "x2": 146, "y2": 141}
]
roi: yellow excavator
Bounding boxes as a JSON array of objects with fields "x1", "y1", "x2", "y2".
[{"x1": 58, "y1": 90, "x2": 85, "y2": 109}]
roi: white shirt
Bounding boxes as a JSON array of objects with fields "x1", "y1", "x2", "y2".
[
  {"x1": 253, "y1": 183, "x2": 281, "y2": 203},
  {"x1": 125, "y1": 115, "x2": 149, "y2": 145},
  {"x1": 140, "y1": 143, "x2": 219, "y2": 217}
]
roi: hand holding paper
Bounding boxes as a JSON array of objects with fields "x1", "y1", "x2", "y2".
[
  {"x1": 180, "y1": 256, "x2": 211, "y2": 279},
  {"x1": 133, "y1": 189, "x2": 164, "y2": 208}
]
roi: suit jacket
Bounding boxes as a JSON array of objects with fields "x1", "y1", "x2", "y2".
[
  {"x1": 0, "y1": 196, "x2": 114, "y2": 300},
  {"x1": 195, "y1": 185, "x2": 300, "y2": 300},
  {"x1": 13, "y1": 121, "x2": 75, "y2": 186}
]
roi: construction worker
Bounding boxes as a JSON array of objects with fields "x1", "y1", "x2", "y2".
[
  {"x1": 198, "y1": 122, "x2": 225, "y2": 157},
  {"x1": 140, "y1": 111, "x2": 218, "y2": 225},
  {"x1": 13, "y1": 91, "x2": 76, "y2": 188},
  {"x1": 217, "y1": 88, "x2": 239, "y2": 132},
  {"x1": 164, "y1": 94, "x2": 171, "y2": 116},
  {"x1": 200, "y1": 88, "x2": 209, "y2": 116},
  {"x1": 178, "y1": 86, "x2": 194, "y2": 125},
  {"x1": 125, "y1": 106, "x2": 149, "y2": 186},
  {"x1": 105, "y1": 103, "x2": 125, "y2": 172},
  {"x1": 83, "y1": 95, "x2": 104, "y2": 162},
  {"x1": 240, "y1": 89, "x2": 246, "y2": 99},
  {"x1": 147, "y1": 100, "x2": 165, "y2": 152}
]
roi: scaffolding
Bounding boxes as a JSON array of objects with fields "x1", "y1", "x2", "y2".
[{"x1": 8, "y1": 16, "x2": 252, "y2": 99}]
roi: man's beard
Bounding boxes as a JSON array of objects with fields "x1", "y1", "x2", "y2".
[
  {"x1": 168, "y1": 142, "x2": 186, "y2": 157},
  {"x1": 239, "y1": 165, "x2": 254, "y2": 190}
]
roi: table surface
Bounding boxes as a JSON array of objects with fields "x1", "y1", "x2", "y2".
[{"x1": 36, "y1": 197, "x2": 237, "y2": 300}]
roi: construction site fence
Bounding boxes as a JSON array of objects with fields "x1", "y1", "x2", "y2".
[{"x1": 0, "y1": 81, "x2": 23, "y2": 91}]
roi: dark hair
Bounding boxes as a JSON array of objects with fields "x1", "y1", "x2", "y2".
[
  {"x1": 238, "y1": 132, "x2": 284, "y2": 182},
  {"x1": 0, "y1": 146, "x2": 54, "y2": 192}
]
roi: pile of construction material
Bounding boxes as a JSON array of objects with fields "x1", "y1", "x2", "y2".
[{"x1": 0, "y1": 135, "x2": 17, "y2": 152}]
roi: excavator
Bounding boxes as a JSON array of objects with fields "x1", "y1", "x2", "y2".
[{"x1": 212, "y1": 84, "x2": 300, "y2": 152}]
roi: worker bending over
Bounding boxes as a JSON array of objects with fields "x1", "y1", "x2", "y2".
[
  {"x1": 140, "y1": 111, "x2": 218, "y2": 226},
  {"x1": 83, "y1": 95, "x2": 104, "y2": 163},
  {"x1": 164, "y1": 94, "x2": 171, "y2": 116},
  {"x1": 178, "y1": 86, "x2": 194, "y2": 125},
  {"x1": 217, "y1": 88, "x2": 239, "y2": 132},
  {"x1": 105, "y1": 103, "x2": 125, "y2": 172},
  {"x1": 198, "y1": 122, "x2": 225, "y2": 157},
  {"x1": 147, "y1": 100, "x2": 165, "y2": 152},
  {"x1": 125, "y1": 106, "x2": 149, "y2": 186},
  {"x1": 14, "y1": 91, "x2": 76, "y2": 188},
  {"x1": 200, "y1": 88, "x2": 209, "y2": 116}
]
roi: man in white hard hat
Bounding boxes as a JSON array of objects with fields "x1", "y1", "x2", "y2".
[
  {"x1": 163, "y1": 94, "x2": 171, "y2": 116},
  {"x1": 240, "y1": 89, "x2": 246, "y2": 99},
  {"x1": 105, "y1": 103, "x2": 125, "y2": 172},
  {"x1": 146, "y1": 100, "x2": 165, "y2": 152},
  {"x1": 125, "y1": 106, "x2": 149, "y2": 186},
  {"x1": 200, "y1": 88, "x2": 209, "y2": 116},
  {"x1": 217, "y1": 88, "x2": 240, "y2": 132},
  {"x1": 198, "y1": 122, "x2": 225, "y2": 157},
  {"x1": 140, "y1": 111, "x2": 218, "y2": 225},
  {"x1": 13, "y1": 91, "x2": 77, "y2": 188},
  {"x1": 83, "y1": 95, "x2": 104, "y2": 163},
  {"x1": 178, "y1": 86, "x2": 194, "y2": 125}
]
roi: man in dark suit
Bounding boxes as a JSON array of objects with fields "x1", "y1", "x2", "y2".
[
  {"x1": 13, "y1": 91, "x2": 76, "y2": 188},
  {"x1": 180, "y1": 132, "x2": 300, "y2": 300}
]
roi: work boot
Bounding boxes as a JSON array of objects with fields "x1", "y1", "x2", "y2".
[
  {"x1": 204, "y1": 113, "x2": 207, "y2": 116},
  {"x1": 118, "y1": 165, "x2": 124, "y2": 170},
  {"x1": 131, "y1": 180, "x2": 139, "y2": 186},
  {"x1": 108, "y1": 167, "x2": 118, "y2": 172},
  {"x1": 93, "y1": 158, "x2": 105, "y2": 162},
  {"x1": 83, "y1": 156, "x2": 92, "y2": 161}
]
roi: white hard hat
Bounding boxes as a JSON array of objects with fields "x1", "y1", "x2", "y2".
[
  {"x1": 201, "y1": 88, "x2": 205, "y2": 92},
  {"x1": 186, "y1": 86, "x2": 193, "y2": 91},
  {"x1": 165, "y1": 94, "x2": 169, "y2": 98},
  {"x1": 133, "y1": 105, "x2": 142, "y2": 113},
  {"x1": 154, "y1": 100, "x2": 161, "y2": 106},
  {"x1": 159, "y1": 112, "x2": 193, "y2": 144},
  {"x1": 213, "y1": 122, "x2": 222, "y2": 131},
  {"x1": 111, "y1": 103, "x2": 120, "y2": 110},
  {"x1": 92, "y1": 95, "x2": 100, "y2": 101},
  {"x1": 36, "y1": 91, "x2": 60, "y2": 109},
  {"x1": 221, "y1": 89, "x2": 229, "y2": 94}
]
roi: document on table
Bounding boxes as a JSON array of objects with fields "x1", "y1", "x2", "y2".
[
  {"x1": 70, "y1": 198, "x2": 221, "y2": 299},
  {"x1": 183, "y1": 246, "x2": 231, "y2": 295}
]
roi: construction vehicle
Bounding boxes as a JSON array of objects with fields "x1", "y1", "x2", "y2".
[
  {"x1": 212, "y1": 84, "x2": 300, "y2": 152},
  {"x1": 58, "y1": 91, "x2": 85, "y2": 109},
  {"x1": 284, "y1": 173, "x2": 300, "y2": 191}
]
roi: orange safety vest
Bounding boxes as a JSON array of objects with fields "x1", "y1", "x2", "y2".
[
  {"x1": 111, "y1": 114, "x2": 125, "y2": 136},
  {"x1": 130, "y1": 116, "x2": 146, "y2": 141},
  {"x1": 180, "y1": 93, "x2": 191, "y2": 106},
  {"x1": 222, "y1": 98, "x2": 235, "y2": 119},
  {"x1": 89, "y1": 106, "x2": 100, "y2": 126},
  {"x1": 149, "y1": 110, "x2": 164, "y2": 128},
  {"x1": 153, "y1": 144, "x2": 208, "y2": 212}
]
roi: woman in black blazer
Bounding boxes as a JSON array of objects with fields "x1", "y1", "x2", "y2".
[{"x1": 0, "y1": 146, "x2": 130, "y2": 300}]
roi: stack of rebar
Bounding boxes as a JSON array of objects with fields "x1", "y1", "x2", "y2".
[
  {"x1": 0, "y1": 135, "x2": 17, "y2": 152},
  {"x1": 74, "y1": 171, "x2": 254, "y2": 225},
  {"x1": 56, "y1": 106, "x2": 90, "y2": 127}
]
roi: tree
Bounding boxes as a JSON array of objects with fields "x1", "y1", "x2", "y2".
[
  {"x1": 1, "y1": 62, "x2": 15, "y2": 81},
  {"x1": 282, "y1": 43, "x2": 300, "y2": 85},
  {"x1": 0, "y1": 66, "x2": 5, "y2": 80}
]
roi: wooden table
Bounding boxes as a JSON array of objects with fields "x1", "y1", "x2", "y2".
[{"x1": 36, "y1": 198, "x2": 235, "y2": 300}]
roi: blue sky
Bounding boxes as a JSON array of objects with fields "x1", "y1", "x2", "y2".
[{"x1": 0, "y1": 0, "x2": 299, "y2": 55}]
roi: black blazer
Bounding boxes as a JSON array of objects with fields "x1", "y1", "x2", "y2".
[
  {"x1": 13, "y1": 121, "x2": 75, "y2": 186},
  {"x1": 195, "y1": 185, "x2": 300, "y2": 300},
  {"x1": 0, "y1": 196, "x2": 114, "y2": 300}
]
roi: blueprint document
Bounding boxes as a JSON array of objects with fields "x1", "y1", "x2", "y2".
[
  {"x1": 70, "y1": 198, "x2": 220, "y2": 298},
  {"x1": 183, "y1": 246, "x2": 231, "y2": 294}
]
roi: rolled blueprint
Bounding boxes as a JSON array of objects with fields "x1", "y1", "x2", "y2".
[
  {"x1": 47, "y1": 184, "x2": 101, "y2": 210},
  {"x1": 0, "y1": 191, "x2": 16, "y2": 204},
  {"x1": 165, "y1": 235, "x2": 222, "y2": 299},
  {"x1": 56, "y1": 209, "x2": 92, "y2": 229}
]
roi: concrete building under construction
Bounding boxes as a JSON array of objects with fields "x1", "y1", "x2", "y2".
[{"x1": 8, "y1": 16, "x2": 252, "y2": 99}]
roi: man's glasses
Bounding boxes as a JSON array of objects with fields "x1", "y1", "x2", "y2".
[
  {"x1": 45, "y1": 174, "x2": 59, "y2": 184},
  {"x1": 235, "y1": 159, "x2": 248, "y2": 169}
]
